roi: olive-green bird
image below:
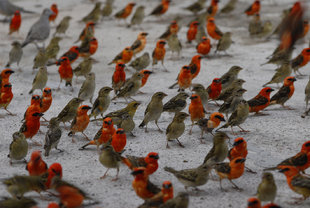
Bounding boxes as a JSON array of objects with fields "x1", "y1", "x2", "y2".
[{"x1": 8, "y1": 132, "x2": 28, "y2": 165}]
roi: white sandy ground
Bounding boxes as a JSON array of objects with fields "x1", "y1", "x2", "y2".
[{"x1": 0, "y1": 0, "x2": 310, "y2": 207}]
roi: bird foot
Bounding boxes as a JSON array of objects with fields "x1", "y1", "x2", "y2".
[
  {"x1": 200, "y1": 138, "x2": 206, "y2": 144},
  {"x1": 111, "y1": 177, "x2": 118, "y2": 181},
  {"x1": 245, "y1": 167, "x2": 257, "y2": 174},
  {"x1": 100, "y1": 175, "x2": 108, "y2": 179}
]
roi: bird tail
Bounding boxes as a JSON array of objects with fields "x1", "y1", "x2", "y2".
[
  {"x1": 262, "y1": 81, "x2": 270, "y2": 87},
  {"x1": 21, "y1": 41, "x2": 29, "y2": 48},
  {"x1": 164, "y1": 166, "x2": 177, "y2": 174},
  {"x1": 68, "y1": 131, "x2": 73, "y2": 136},
  {"x1": 5, "y1": 62, "x2": 10, "y2": 67},
  {"x1": 79, "y1": 140, "x2": 96, "y2": 150},
  {"x1": 263, "y1": 167, "x2": 277, "y2": 171},
  {"x1": 168, "y1": 82, "x2": 178, "y2": 89},
  {"x1": 65, "y1": 80, "x2": 72, "y2": 86},
  {"x1": 28, "y1": 89, "x2": 33, "y2": 94},
  {"x1": 138, "y1": 120, "x2": 145, "y2": 128},
  {"x1": 217, "y1": 123, "x2": 229, "y2": 130},
  {"x1": 121, "y1": 157, "x2": 133, "y2": 169}
]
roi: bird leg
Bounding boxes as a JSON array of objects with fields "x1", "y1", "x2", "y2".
[
  {"x1": 237, "y1": 125, "x2": 250, "y2": 133},
  {"x1": 229, "y1": 180, "x2": 242, "y2": 191},
  {"x1": 200, "y1": 131, "x2": 206, "y2": 144},
  {"x1": 189, "y1": 123, "x2": 194, "y2": 135},
  {"x1": 230, "y1": 126, "x2": 236, "y2": 135},
  {"x1": 82, "y1": 132, "x2": 90, "y2": 141},
  {"x1": 155, "y1": 120, "x2": 162, "y2": 132},
  {"x1": 219, "y1": 179, "x2": 226, "y2": 192},
  {"x1": 166, "y1": 141, "x2": 170, "y2": 149},
  {"x1": 100, "y1": 168, "x2": 110, "y2": 179},
  {"x1": 144, "y1": 124, "x2": 148, "y2": 133},
  {"x1": 55, "y1": 146, "x2": 64, "y2": 153},
  {"x1": 245, "y1": 166, "x2": 256, "y2": 174},
  {"x1": 111, "y1": 167, "x2": 119, "y2": 181},
  {"x1": 176, "y1": 139, "x2": 185, "y2": 148},
  {"x1": 4, "y1": 108, "x2": 15, "y2": 116}
]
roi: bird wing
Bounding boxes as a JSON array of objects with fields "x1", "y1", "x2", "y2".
[
  {"x1": 289, "y1": 152, "x2": 308, "y2": 167},
  {"x1": 147, "y1": 180, "x2": 161, "y2": 194},
  {"x1": 190, "y1": 63, "x2": 197, "y2": 75},
  {"x1": 270, "y1": 86, "x2": 290, "y2": 102},
  {"x1": 248, "y1": 95, "x2": 268, "y2": 107},
  {"x1": 291, "y1": 54, "x2": 304, "y2": 68},
  {"x1": 19, "y1": 122, "x2": 27, "y2": 133},
  {"x1": 203, "y1": 146, "x2": 215, "y2": 164},
  {"x1": 131, "y1": 39, "x2": 142, "y2": 51},
  {"x1": 291, "y1": 175, "x2": 310, "y2": 190},
  {"x1": 214, "y1": 162, "x2": 231, "y2": 173},
  {"x1": 150, "y1": 4, "x2": 164, "y2": 15},
  {"x1": 126, "y1": 155, "x2": 146, "y2": 167}
]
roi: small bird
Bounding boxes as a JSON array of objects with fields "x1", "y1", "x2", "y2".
[
  {"x1": 90, "y1": 86, "x2": 113, "y2": 119},
  {"x1": 129, "y1": 52, "x2": 150, "y2": 71},
  {"x1": 207, "y1": 17, "x2": 223, "y2": 40},
  {"x1": 269, "y1": 76, "x2": 296, "y2": 109},
  {"x1": 305, "y1": 76, "x2": 310, "y2": 109},
  {"x1": 53, "y1": 16, "x2": 71, "y2": 37},
  {"x1": 203, "y1": 132, "x2": 230, "y2": 164},
  {"x1": 23, "y1": 95, "x2": 41, "y2": 121},
  {"x1": 187, "y1": 21, "x2": 199, "y2": 43},
  {"x1": 29, "y1": 66, "x2": 48, "y2": 94},
  {"x1": 79, "y1": 37, "x2": 98, "y2": 57},
  {"x1": 166, "y1": 112, "x2": 189, "y2": 148},
  {"x1": 57, "y1": 56, "x2": 73, "y2": 88},
  {"x1": 184, "y1": 0, "x2": 206, "y2": 14},
  {"x1": 57, "y1": 98, "x2": 83, "y2": 125},
  {"x1": 20, "y1": 112, "x2": 43, "y2": 143},
  {"x1": 139, "y1": 92, "x2": 167, "y2": 132},
  {"x1": 75, "y1": 22, "x2": 95, "y2": 43},
  {"x1": 196, "y1": 36, "x2": 211, "y2": 56},
  {"x1": 291, "y1": 48, "x2": 310, "y2": 75},
  {"x1": 68, "y1": 105, "x2": 91, "y2": 142},
  {"x1": 248, "y1": 87, "x2": 274, "y2": 114},
  {"x1": 40, "y1": 87, "x2": 53, "y2": 114},
  {"x1": 112, "y1": 62, "x2": 126, "y2": 95},
  {"x1": 219, "y1": 88, "x2": 247, "y2": 118},
  {"x1": 207, "y1": 78, "x2": 222, "y2": 102},
  {"x1": 101, "y1": 0, "x2": 113, "y2": 18},
  {"x1": 189, "y1": 94, "x2": 205, "y2": 134},
  {"x1": 81, "y1": 2, "x2": 101, "y2": 23},
  {"x1": 26, "y1": 150, "x2": 48, "y2": 176},
  {"x1": 59, "y1": 46, "x2": 80, "y2": 64},
  {"x1": 163, "y1": 92, "x2": 189, "y2": 113},
  {"x1": 109, "y1": 47, "x2": 133, "y2": 65},
  {"x1": 263, "y1": 62, "x2": 292, "y2": 87},
  {"x1": 78, "y1": 72, "x2": 96, "y2": 103},
  {"x1": 45, "y1": 36, "x2": 62, "y2": 61},
  {"x1": 45, "y1": 163, "x2": 62, "y2": 189},
  {"x1": 49, "y1": 4, "x2": 58, "y2": 22},
  {"x1": 228, "y1": 137, "x2": 248, "y2": 161},
  {"x1": 33, "y1": 48, "x2": 48, "y2": 70},
  {"x1": 149, "y1": 0, "x2": 171, "y2": 17},
  {"x1": 113, "y1": 72, "x2": 142, "y2": 102},
  {"x1": 262, "y1": 47, "x2": 293, "y2": 67},
  {"x1": 117, "y1": 113, "x2": 135, "y2": 136},
  {"x1": 21, "y1": 9, "x2": 54, "y2": 48},
  {"x1": 114, "y1": 2, "x2": 136, "y2": 23},
  {"x1": 130, "y1": 32, "x2": 148, "y2": 56},
  {"x1": 8, "y1": 132, "x2": 28, "y2": 164},
  {"x1": 99, "y1": 144, "x2": 122, "y2": 180},
  {"x1": 73, "y1": 57, "x2": 93, "y2": 81},
  {"x1": 131, "y1": 167, "x2": 161, "y2": 199},
  {"x1": 167, "y1": 34, "x2": 182, "y2": 57},
  {"x1": 178, "y1": 65, "x2": 192, "y2": 91},
  {"x1": 0, "y1": 83, "x2": 14, "y2": 115},
  {"x1": 159, "y1": 192, "x2": 189, "y2": 208},
  {"x1": 213, "y1": 157, "x2": 246, "y2": 190},
  {"x1": 196, "y1": 112, "x2": 226, "y2": 142},
  {"x1": 6, "y1": 41, "x2": 23, "y2": 68},
  {"x1": 256, "y1": 172, "x2": 277, "y2": 203},
  {"x1": 152, "y1": 40, "x2": 167, "y2": 70},
  {"x1": 111, "y1": 128, "x2": 126, "y2": 153},
  {"x1": 247, "y1": 197, "x2": 261, "y2": 208},
  {"x1": 192, "y1": 83, "x2": 208, "y2": 111},
  {"x1": 164, "y1": 162, "x2": 213, "y2": 189},
  {"x1": 140, "y1": 70, "x2": 153, "y2": 89},
  {"x1": 219, "y1": 66, "x2": 243, "y2": 90},
  {"x1": 44, "y1": 117, "x2": 62, "y2": 157},
  {"x1": 0, "y1": 197, "x2": 37, "y2": 208},
  {"x1": 206, "y1": 0, "x2": 219, "y2": 17},
  {"x1": 215, "y1": 32, "x2": 232, "y2": 54},
  {"x1": 244, "y1": 0, "x2": 260, "y2": 16},
  {"x1": 220, "y1": 0, "x2": 238, "y2": 14},
  {"x1": 217, "y1": 79, "x2": 246, "y2": 102},
  {"x1": 8, "y1": 10, "x2": 21, "y2": 35},
  {"x1": 122, "y1": 152, "x2": 159, "y2": 175}
]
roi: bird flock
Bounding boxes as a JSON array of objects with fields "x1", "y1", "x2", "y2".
[{"x1": 1, "y1": 0, "x2": 310, "y2": 207}]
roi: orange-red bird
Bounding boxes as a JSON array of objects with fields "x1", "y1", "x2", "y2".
[
  {"x1": 47, "y1": 202, "x2": 60, "y2": 208},
  {"x1": 152, "y1": 40, "x2": 166, "y2": 68},
  {"x1": 302, "y1": 20, "x2": 309, "y2": 38},
  {"x1": 228, "y1": 137, "x2": 248, "y2": 161},
  {"x1": 140, "y1": 70, "x2": 153, "y2": 88},
  {"x1": 207, "y1": 17, "x2": 223, "y2": 40},
  {"x1": 207, "y1": 78, "x2": 222, "y2": 100},
  {"x1": 40, "y1": 87, "x2": 52, "y2": 113},
  {"x1": 109, "y1": 47, "x2": 133, "y2": 65},
  {"x1": 178, "y1": 65, "x2": 192, "y2": 91},
  {"x1": 291, "y1": 48, "x2": 310, "y2": 75},
  {"x1": 159, "y1": 20, "x2": 179, "y2": 40},
  {"x1": 270, "y1": 76, "x2": 296, "y2": 108},
  {"x1": 187, "y1": 21, "x2": 199, "y2": 43},
  {"x1": 20, "y1": 112, "x2": 43, "y2": 140},
  {"x1": 122, "y1": 152, "x2": 159, "y2": 176},
  {"x1": 57, "y1": 56, "x2": 73, "y2": 87},
  {"x1": 79, "y1": 37, "x2": 98, "y2": 57},
  {"x1": 189, "y1": 94, "x2": 205, "y2": 134},
  {"x1": 244, "y1": 0, "x2": 260, "y2": 16},
  {"x1": 248, "y1": 87, "x2": 274, "y2": 113},
  {"x1": 207, "y1": 0, "x2": 219, "y2": 17},
  {"x1": 26, "y1": 150, "x2": 48, "y2": 176},
  {"x1": 189, "y1": 55, "x2": 202, "y2": 79},
  {"x1": 0, "y1": 68, "x2": 14, "y2": 90},
  {"x1": 247, "y1": 197, "x2": 261, "y2": 208},
  {"x1": 68, "y1": 105, "x2": 91, "y2": 141},
  {"x1": 45, "y1": 163, "x2": 63, "y2": 189},
  {"x1": 0, "y1": 83, "x2": 14, "y2": 115},
  {"x1": 112, "y1": 62, "x2": 126, "y2": 94},
  {"x1": 49, "y1": 4, "x2": 58, "y2": 22},
  {"x1": 60, "y1": 46, "x2": 80, "y2": 64},
  {"x1": 141, "y1": 181, "x2": 174, "y2": 206},
  {"x1": 131, "y1": 167, "x2": 161, "y2": 200},
  {"x1": 149, "y1": 0, "x2": 171, "y2": 16},
  {"x1": 130, "y1": 32, "x2": 148, "y2": 56},
  {"x1": 9, "y1": 10, "x2": 21, "y2": 35},
  {"x1": 24, "y1": 95, "x2": 41, "y2": 121},
  {"x1": 111, "y1": 128, "x2": 126, "y2": 153},
  {"x1": 115, "y1": 2, "x2": 136, "y2": 19},
  {"x1": 197, "y1": 36, "x2": 211, "y2": 55}
]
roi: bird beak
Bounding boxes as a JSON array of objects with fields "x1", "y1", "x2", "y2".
[{"x1": 220, "y1": 117, "x2": 226, "y2": 122}]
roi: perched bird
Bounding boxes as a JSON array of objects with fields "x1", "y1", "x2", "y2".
[
  {"x1": 196, "y1": 112, "x2": 225, "y2": 142},
  {"x1": 152, "y1": 40, "x2": 167, "y2": 70},
  {"x1": 26, "y1": 151, "x2": 48, "y2": 176},
  {"x1": 111, "y1": 128, "x2": 126, "y2": 153},
  {"x1": 99, "y1": 144, "x2": 122, "y2": 180},
  {"x1": 130, "y1": 32, "x2": 148, "y2": 56},
  {"x1": 187, "y1": 21, "x2": 199, "y2": 43},
  {"x1": 45, "y1": 37, "x2": 62, "y2": 61},
  {"x1": 21, "y1": 9, "x2": 54, "y2": 48},
  {"x1": 57, "y1": 98, "x2": 83, "y2": 125},
  {"x1": 45, "y1": 163, "x2": 62, "y2": 189},
  {"x1": 59, "y1": 45, "x2": 80, "y2": 64},
  {"x1": 207, "y1": 17, "x2": 223, "y2": 40},
  {"x1": 178, "y1": 65, "x2": 192, "y2": 91},
  {"x1": 117, "y1": 112, "x2": 135, "y2": 136},
  {"x1": 206, "y1": 0, "x2": 219, "y2": 17},
  {"x1": 0, "y1": 197, "x2": 37, "y2": 208},
  {"x1": 0, "y1": 83, "x2": 14, "y2": 115},
  {"x1": 114, "y1": 2, "x2": 136, "y2": 22},
  {"x1": 90, "y1": 86, "x2": 113, "y2": 119},
  {"x1": 6, "y1": 41, "x2": 23, "y2": 68},
  {"x1": 131, "y1": 167, "x2": 161, "y2": 199},
  {"x1": 101, "y1": 0, "x2": 113, "y2": 18},
  {"x1": 81, "y1": 2, "x2": 101, "y2": 23},
  {"x1": 112, "y1": 62, "x2": 126, "y2": 95},
  {"x1": 78, "y1": 72, "x2": 96, "y2": 103},
  {"x1": 184, "y1": 0, "x2": 206, "y2": 14},
  {"x1": 129, "y1": 52, "x2": 150, "y2": 71},
  {"x1": 0, "y1": 69, "x2": 14, "y2": 86},
  {"x1": 207, "y1": 78, "x2": 222, "y2": 101},
  {"x1": 188, "y1": 94, "x2": 205, "y2": 134},
  {"x1": 217, "y1": 79, "x2": 245, "y2": 102},
  {"x1": 140, "y1": 70, "x2": 153, "y2": 89},
  {"x1": 109, "y1": 47, "x2": 133, "y2": 65},
  {"x1": 40, "y1": 87, "x2": 53, "y2": 113},
  {"x1": 113, "y1": 72, "x2": 142, "y2": 102},
  {"x1": 20, "y1": 112, "x2": 43, "y2": 143},
  {"x1": 8, "y1": 132, "x2": 28, "y2": 164},
  {"x1": 23, "y1": 95, "x2": 41, "y2": 121},
  {"x1": 73, "y1": 57, "x2": 93, "y2": 81},
  {"x1": 130, "y1": 6, "x2": 145, "y2": 28},
  {"x1": 192, "y1": 83, "x2": 208, "y2": 111},
  {"x1": 29, "y1": 66, "x2": 48, "y2": 94},
  {"x1": 248, "y1": 87, "x2": 274, "y2": 114},
  {"x1": 32, "y1": 48, "x2": 48, "y2": 70},
  {"x1": 122, "y1": 152, "x2": 159, "y2": 175},
  {"x1": 8, "y1": 10, "x2": 21, "y2": 35},
  {"x1": 228, "y1": 137, "x2": 247, "y2": 161},
  {"x1": 262, "y1": 47, "x2": 293, "y2": 67},
  {"x1": 219, "y1": 88, "x2": 247, "y2": 118},
  {"x1": 196, "y1": 36, "x2": 211, "y2": 56},
  {"x1": 164, "y1": 162, "x2": 213, "y2": 189},
  {"x1": 263, "y1": 62, "x2": 292, "y2": 87},
  {"x1": 53, "y1": 16, "x2": 71, "y2": 37},
  {"x1": 214, "y1": 157, "x2": 246, "y2": 190},
  {"x1": 159, "y1": 192, "x2": 189, "y2": 208},
  {"x1": 166, "y1": 112, "x2": 188, "y2": 148},
  {"x1": 244, "y1": 0, "x2": 260, "y2": 16},
  {"x1": 49, "y1": 4, "x2": 58, "y2": 22},
  {"x1": 219, "y1": 66, "x2": 243, "y2": 90},
  {"x1": 215, "y1": 32, "x2": 232, "y2": 54},
  {"x1": 305, "y1": 76, "x2": 310, "y2": 109},
  {"x1": 57, "y1": 56, "x2": 73, "y2": 88},
  {"x1": 149, "y1": 0, "x2": 171, "y2": 17},
  {"x1": 139, "y1": 92, "x2": 167, "y2": 132},
  {"x1": 220, "y1": 0, "x2": 238, "y2": 14},
  {"x1": 163, "y1": 92, "x2": 189, "y2": 113},
  {"x1": 269, "y1": 76, "x2": 296, "y2": 109},
  {"x1": 167, "y1": 34, "x2": 182, "y2": 57},
  {"x1": 44, "y1": 117, "x2": 62, "y2": 157},
  {"x1": 291, "y1": 48, "x2": 310, "y2": 75},
  {"x1": 256, "y1": 172, "x2": 277, "y2": 203},
  {"x1": 80, "y1": 37, "x2": 98, "y2": 57},
  {"x1": 203, "y1": 132, "x2": 230, "y2": 164},
  {"x1": 68, "y1": 105, "x2": 91, "y2": 141}
]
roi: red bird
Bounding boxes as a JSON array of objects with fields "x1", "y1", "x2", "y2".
[
  {"x1": 178, "y1": 65, "x2": 192, "y2": 91},
  {"x1": 244, "y1": 0, "x2": 260, "y2": 16},
  {"x1": 0, "y1": 68, "x2": 14, "y2": 90},
  {"x1": 197, "y1": 36, "x2": 211, "y2": 55},
  {"x1": 57, "y1": 56, "x2": 73, "y2": 88},
  {"x1": 68, "y1": 105, "x2": 91, "y2": 142},
  {"x1": 122, "y1": 152, "x2": 159, "y2": 176},
  {"x1": 228, "y1": 137, "x2": 248, "y2": 161},
  {"x1": 291, "y1": 48, "x2": 310, "y2": 75},
  {"x1": 24, "y1": 95, "x2": 41, "y2": 121},
  {"x1": 270, "y1": 76, "x2": 296, "y2": 109},
  {"x1": 248, "y1": 87, "x2": 274, "y2": 114},
  {"x1": 0, "y1": 83, "x2": 14, "y2": 115},
  {"x1": 112, "y1": 62, "x2": 126, "y2": 94},
  {"x1": 109, "y1": 47, "x2": 133, "y2": 65},
  {"x1": 152, "y1": 40, "x2": 167, "y2": 70},
  {"x1": 45, "y1": 163, "x2": 63, "y2": 189},
  {"x1": 207, "y1": 17, "x2": 223, "y2": 40},
  {"x1": 115, "y1": 2, "x2": 136, "y2": 20},
  {"x1": 111, "y1": 128, "x2": 126, "y2": 153},
  {"x1": 40, "y1": 87, "x2": 52, "y2": 113},
  {"x1": 9, "y1": 10, "x2": 21, "y2": 35},
  {"x1": 189, "y1": 55, "x2": 202, "y2": 80},
  {"x1": 207, "y1": 78, "x2": 222, "y2": 100},
  {"x1": 49, "y1": 4, "x2": 58, "y2": 22},
  {"x1": 20, "y1": 112, "x2": 43, "y2": 142},
  {"x1": 207, "y1": 0, "x2": 219, "y2": 17},
  {"x1": 247, "y1": 197, "x2": 261, "y2": 208},
  {"x1": 140, "y1": 70, "x2": 153, "y2": 88},
  {"x1": 189, "y1": 94, "x2": 205, "y2": 134},
  {"x1": 79, "y1": 37, "x2": 98, "y2": 57},
  {"x1": 187, "y1": 21, "x2": 199, "y2": 43},
  {"x1": 149, "y1": 0, "x2": 171, "y2": 16},
  {"x1": 26, "y1": 151, "x2": 48, "y2": 176},
  {"x1": 60, "y1": 46, "x2": 80, "y2": 64},
  {"x1": 47, "y1": 203, "x2": 60, "y2": 208}
]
